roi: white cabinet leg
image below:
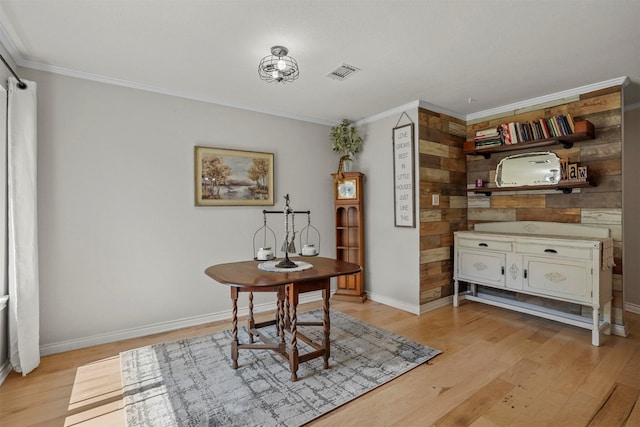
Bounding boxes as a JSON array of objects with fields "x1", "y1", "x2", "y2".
[
  {"x1": 453, "y1": 279, "x2": 459, "y2": 307},
  {"x1": 592, "y1": 306, "x2": 600, "y2": 347},
  {"x1": 603, "y1": 300, "x2": 612, "y2": 336}
]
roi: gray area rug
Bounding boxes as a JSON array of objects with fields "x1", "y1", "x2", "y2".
[{"x1": 120, "y1": 309, "x2": 441, "y2": 426}]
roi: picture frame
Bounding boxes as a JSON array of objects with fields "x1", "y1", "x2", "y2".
[
  {"x1": 392, "y1": 123, "x2": 415, "y2": 227},
  {"x1": 194, "y1": 146, "x2": 274, "y2": 206}
]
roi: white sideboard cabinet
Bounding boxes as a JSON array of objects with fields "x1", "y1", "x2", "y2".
[{"x1": 453, "y1": 221, "x2": 614, "y2": 346}]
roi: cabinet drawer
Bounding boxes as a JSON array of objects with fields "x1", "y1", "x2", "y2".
[
  {"x1": 458, "y1": 237, "x2": 512, "y2": 252},
  {"x1": 516, "y1": 243, "x2": 592, "y2": 260}
]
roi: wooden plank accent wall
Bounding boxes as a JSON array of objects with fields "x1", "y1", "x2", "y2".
[
  {"x1": 465, "y1": 86, "x2": 624, "y2": 324},
  {"x1": 418, "y1": 108, "x2": 467, "y2": 305}
]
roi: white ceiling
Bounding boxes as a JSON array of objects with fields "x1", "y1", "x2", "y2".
[{"x1": 0, "y1": 0, "x2": 638, "y2": 125}]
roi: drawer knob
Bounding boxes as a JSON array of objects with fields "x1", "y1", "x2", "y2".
[
  {"x1": 479, "y1": 243, "x2": 488, "y2": 247},
  {"x1": 544, "y1": 249, "x2": 558, "y2": 254}
]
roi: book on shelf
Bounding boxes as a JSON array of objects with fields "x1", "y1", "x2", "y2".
[
  {"x1": 539, "y1": 118, "x2": 551, "y2": 138},
  {"x1": 521, "y1": 122, "x2": 533, "y2": 142},
  {"x1": 475, "y1": 143, "x2": 502, "y2": 149},
  {"x1": 474, "y1": 126, "x2": 503, "y2": 149},
  {"x1": 555, "y1": 116, "x2": 566, "y2": 136},
  {"x1": 566, "y1": 113, "x2": 575, "y2": 133},
  {"x1": 500, "y1": 123, "x2": 512, "y2": 144},
  {"x1": 514, "y1": 123, "x2": 522, "y2": 142},
  {"x1": 532, "y1": 121, "x2": 544, "y2": 140},
  {"x1": 475, "y1": 138, "x2": 502, "y2": 145},
  {"x1": 546, "y1": 117, "x2": 559, "y2": 137},
  {"x1": 475, "y1": 135, "x2": 502, "y2": 142},
  {"x1": 475, "y1": 127, "x2": 501, "y2": 138},
  {"x1": 558, "y1": 115, "x2": 573, "y2": 135},
  {"x1": 474, "y1": 135, "x2": 503, "y2": 147},
  {"x1": 467, "y1": 116, "x2": 589, "y2": 152},
  {"x1": 508, "y1": 122, "x2": 519, "y2": 144}
]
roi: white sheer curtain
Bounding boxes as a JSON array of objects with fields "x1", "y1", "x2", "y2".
[{"x1": 7, "y1": 76, "x2": 39, "y2": 375}]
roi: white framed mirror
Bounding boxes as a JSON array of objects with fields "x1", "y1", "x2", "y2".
[{"x1": 496, "y1": 151, "x2": 561, "y2": 187}]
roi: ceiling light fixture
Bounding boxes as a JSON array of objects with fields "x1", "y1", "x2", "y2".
[{"x1": 258, "y1": 46, "x2": 299, "y2": 83}]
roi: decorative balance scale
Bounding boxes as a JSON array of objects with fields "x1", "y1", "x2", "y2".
[{"x1": 252, "y1": 194, "x2": 320, "y2": 268}]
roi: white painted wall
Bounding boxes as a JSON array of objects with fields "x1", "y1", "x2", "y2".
[
  {"x1": 623, "y1": 107, "x2": 640, "y2": 308},
  {"x1": 357, "y1": 110, "x2": 421, "y2": 313},
  {"x1": 23, "y1": 68, "x2": 339, "y2": 351}
]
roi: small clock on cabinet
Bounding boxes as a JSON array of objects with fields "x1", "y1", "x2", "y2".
[
  {"x1": 337, "y1": 179, "x2": 357, "y2": 199},
  {"x1": 333, "y1": 172, "x2": 362, "y2": 203},
  {"x1": 331, "y1": 172, "x2": 366, "y2": 302}
]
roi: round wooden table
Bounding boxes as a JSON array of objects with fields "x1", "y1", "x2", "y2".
[{"x1": 205, "y1": 257, "x2": 361, "y2": 381}]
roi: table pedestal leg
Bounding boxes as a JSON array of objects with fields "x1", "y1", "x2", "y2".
[
  {"x1": 277, "y1": 287, "x2": 286, "y2": 353},
  {"x1": 288, "y1": 285, "x2": 299, "y2": 382},
  {"x1": 285, "y1": 286, "x2": 291, "y2": 330},
  {"x1": 323, "y1": 285, "x2": 330, "y2": 369},
  {"x1": 248, "y1": 292, "x2": 255, "y2": 343},
  {"x1": 230, "y1": 288, "x2": 239, "y2": 369}
]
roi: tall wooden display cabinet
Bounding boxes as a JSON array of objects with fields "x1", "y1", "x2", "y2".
[{"x1": 332, "y1": 172, "x2": 366, "y2": 302}]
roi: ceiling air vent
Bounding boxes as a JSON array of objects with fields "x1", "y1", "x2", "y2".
[{"x1": 326, "y1": 63, "x2": 360, "y2": 81}]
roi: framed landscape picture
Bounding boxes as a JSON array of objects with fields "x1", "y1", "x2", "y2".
[{"x1": 194, "y1": 146, "x2": 274, "y2": 206}]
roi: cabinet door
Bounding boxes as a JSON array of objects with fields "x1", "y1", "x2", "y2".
[
  {"x1": 523, "y1": 256, "x2": 592, "y2": 304},
  {"x1": 457, "y1": 249, "x2": 505, "y2": 287}
]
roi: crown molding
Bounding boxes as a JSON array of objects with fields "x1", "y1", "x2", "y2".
[
  {"x1": 1, "y1": 14, "x2": 335, "y2": 127},
  {"x1": 360, "y1": 77, "x2": 631, "y2": 126},
  {"x1": 20, "y1": 59, "x2": 336, "y2": 126},
  {"x1": 466, "y1": 77, "x2": 630, "y2": 121},
  {"x1": 2, "y1": 17, "x2": 632, "y2": 128},
  {"x1": 9, "y1": 53, "x2": 637, "y2": 128},
  {"x1": 355, "y1": 100, "x2": 419, "y2": 126},
  {"x1": 419, "y1": 100, "x2": 466, "y2": 121},
  {"x1": 0, "y1": 18, "x2": 21, "y2": 64},
  {"x1": 356, "y1": 99, "x2": 465, "y2": 127}
]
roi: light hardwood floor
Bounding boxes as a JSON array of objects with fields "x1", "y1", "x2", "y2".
[{"x1": 1, "y1": 299, "x2": 638, "y2": 426}]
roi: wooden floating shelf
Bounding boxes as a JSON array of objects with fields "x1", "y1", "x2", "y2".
[
  {"x1": 466, "y1": 120, "x2": 595, "y2": 159},
  {"x1": 469, "y1": 180, "x2": 594, "y2": 196}
]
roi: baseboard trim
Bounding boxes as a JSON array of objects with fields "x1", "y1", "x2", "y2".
[
  {"x1": 366, "y1": 292, "x2": 420, "y2": 315},
  {"x1": 37, "y1": 291, "x2": 639, "y2": 356},
  {"x1": 419, "y1": 295, "x2": 454, "y2": 315},
  {"x1": 366, "y1": 294, "x2": 453, "y2": 316},
  {"x1": 625, "y1": 302, "x2": 640, "y2": 315},
  {"x1": 40, "y1": 291, "x2": 325, "y2": 356},
  {"x1": 611, "y1": 323, "x2": 629, "y2": 338}
]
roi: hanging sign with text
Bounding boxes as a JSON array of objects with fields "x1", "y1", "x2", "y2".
[{"x1": 393, "y1": 123, "x2": 415, "y2": 227}]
